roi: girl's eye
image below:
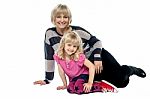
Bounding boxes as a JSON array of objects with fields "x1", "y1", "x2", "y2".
[
  {"x1": 73, "y1": 45, "x2": 77, "y2": 48},
  {"x1": 67, "y1": 44, "x2": 71, "y2": 46}
]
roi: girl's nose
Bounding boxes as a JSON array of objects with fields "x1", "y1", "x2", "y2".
[{"x1": 70, "y1": 46, "x2": 74, "y2": 50}]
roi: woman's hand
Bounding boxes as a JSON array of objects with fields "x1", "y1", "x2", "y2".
[
  {"x1": 83, "y1": 83, "x2": 92, "y2": 93},
  {"x1": 33, "y1": 80, "x2": 46, "y2": 85},
  {"x1": 94, "y1": 61, "x2": 103, "y2": 74}
]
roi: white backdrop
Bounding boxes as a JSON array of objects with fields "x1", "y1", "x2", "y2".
[{"x1": 0, "y1": 0, "x2": 150, "y2": 98}]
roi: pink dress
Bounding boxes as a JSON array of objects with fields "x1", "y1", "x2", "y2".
[
  {"x1": 54, "y1": 54, "x2": 113, "y2": 94},
  {"x1": 53, "y1": 53, "x2": 89, "y2": 81}
]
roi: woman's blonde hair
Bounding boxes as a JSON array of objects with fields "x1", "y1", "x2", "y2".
[
  {"x1": 57, "y1": 31, "x2": 83, "y2": 60},
  {"x1": 51, "y1": 4, "x2": 72, "y2": 25}
]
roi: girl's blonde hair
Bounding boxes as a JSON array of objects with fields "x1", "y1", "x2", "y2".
[
  {"x1": 51, "y1": 4, "x2": 72, "y2": 25},
  {"x1": 57, "y1": 31, "x2": 83, "y2": 60}
]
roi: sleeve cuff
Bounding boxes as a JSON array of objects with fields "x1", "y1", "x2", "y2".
[
  {"x1": 94, "y1": 54, "x2": 102, "y2": 61},
  {"x1": 44, "y1": 79, "x2": 51, "y2": 84}
]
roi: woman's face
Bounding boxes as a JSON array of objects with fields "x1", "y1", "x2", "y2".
[{"x1": 55, "y1": 13, "x2": 70, "y2": 29}]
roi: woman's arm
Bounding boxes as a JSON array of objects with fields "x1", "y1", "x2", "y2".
[
  {"x1": 57, "y1": 64, "x2": 67, "y2": 90},
  {"x1": 74, "y1": 26, "x2": 103, "y2": 74},
  {"x1": 33, "y1": 29, "x2": 55, "y2": 85}
]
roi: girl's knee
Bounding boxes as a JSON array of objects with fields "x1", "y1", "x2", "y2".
[
  {"x1": 67, "y1": 82, "x2": 75, "y2": 93},
  {"x1": 67, "y1": 87, "x2": 74, "y2": 93},
  {"x1": 74, "y1": 79, "x2": 85, "y2": 94}
]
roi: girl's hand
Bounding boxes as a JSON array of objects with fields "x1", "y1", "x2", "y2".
[
  {"x1": 83, "y1": 83, "x2": 92, "y2": 93},
  {"x1": 94, "y1": 61, "x2": 103, "y2": 74},
  {"x1": 57, "y1": 85, "x2": 67, "y2": 90}
]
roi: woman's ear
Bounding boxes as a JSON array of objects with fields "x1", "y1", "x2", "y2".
[
  {"x1": 69, "y1": 19, "x2": 72, "y2": 24},
  {"x1": 53, "y1": 20, "x2": 56, "y2": 25}
]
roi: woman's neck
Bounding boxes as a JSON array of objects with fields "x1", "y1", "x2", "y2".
[
  {"x1": 56, "y1": 28, "x2": 65, "y2": 35},
  {"x1": 56, "y1": 27, "x2": 72, "y2": 35}
]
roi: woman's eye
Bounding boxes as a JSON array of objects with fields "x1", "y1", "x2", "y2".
[
  {"x1": 64, "y1": 16, "x2": 68, "y2": 18},
  {"x1": 56, "y1": 16, "x2": 61, "y2": 18}
]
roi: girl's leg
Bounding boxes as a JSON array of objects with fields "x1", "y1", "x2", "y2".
[
  {"x1": 92, "y1": 80, "x2": 118, "y2": 93},
  {"x1": 73, "y1": 79, "x2": 103, "y2": 94},
  {"x1": 74, "y1": 79, "x2": 85, "y2": 94},
  {"x1": 69, "y1": 74, "x2": 89, "y2": 94},
  {"x1": 67, "y1": 81, "x2": 75, "y2": 93},
  {"x1": 74, "y1": 79, "x2": 118, "y2": 94},
  {"x1": 91, "y1": 82, "x2": 103, "y2": 92}
]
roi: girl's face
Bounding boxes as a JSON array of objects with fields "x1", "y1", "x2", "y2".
[
  {"x1": 55, "y1": 14, "x2": 70, "y2": 29},
  {"x1": 64, "y1": 42, "x2": 78, "y2": 56}
]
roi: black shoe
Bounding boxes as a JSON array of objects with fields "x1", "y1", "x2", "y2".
[{"x1": 129, "y1": 66, "x2": 146, "y2": 78}]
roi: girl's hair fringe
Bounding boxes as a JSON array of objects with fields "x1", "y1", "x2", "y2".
[{"x1": 57, "y1": 31, "x2": 83, "y2": 60}]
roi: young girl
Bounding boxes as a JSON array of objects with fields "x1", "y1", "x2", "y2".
[{"x1": 53, "y1": 31, "x2": 117, "y2": 94}]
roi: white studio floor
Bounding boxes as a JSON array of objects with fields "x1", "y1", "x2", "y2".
[
  {"x1": 0, "y1": 64, "x2": 149, "y2": 99},
  {"x1": 0, "y1": 0, "x2": 150, "y2": 99}
]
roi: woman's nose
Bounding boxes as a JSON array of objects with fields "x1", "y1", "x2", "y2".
[{"x1": 60, "y1": 18, "x2": 64, "y2": 22}]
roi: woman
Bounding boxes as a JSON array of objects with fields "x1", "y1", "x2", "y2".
[{"x1": 33, "y1": 4, "x2": 146, "y2": 88}]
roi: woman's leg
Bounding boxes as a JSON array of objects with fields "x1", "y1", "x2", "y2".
[
  {"x1": 94, "y1": 48, "x2": 128, "y2": 87},
  {"x1": 94, "y1": 48, "x2": 146, "y2": 88}
]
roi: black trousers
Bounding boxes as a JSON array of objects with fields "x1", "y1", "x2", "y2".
[{"x1": 90, "y1": 48, "x2": 131, "y2": 88}]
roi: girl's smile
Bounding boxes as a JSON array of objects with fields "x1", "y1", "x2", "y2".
[{"x1": 64, "y1": 43, "x2": 78, "y2": 56}]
